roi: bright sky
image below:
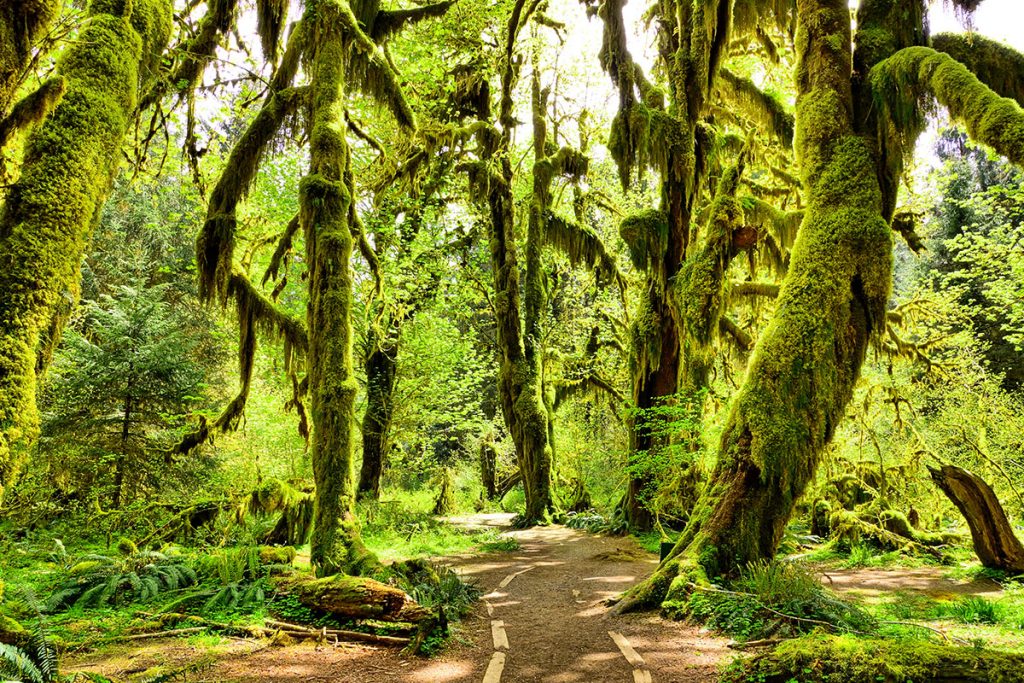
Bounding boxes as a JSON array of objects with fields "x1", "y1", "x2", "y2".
[{"x1": 927, "y1": 0, "x2": 1024, "y2": 51}]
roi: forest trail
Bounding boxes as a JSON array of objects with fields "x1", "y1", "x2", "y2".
[{"x1": 66, "y1": 515, "x2": 732, "y2": 682}]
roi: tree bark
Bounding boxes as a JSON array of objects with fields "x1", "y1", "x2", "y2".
[
  {"x1": 479, "y1": 436, "x2": 498, "y2": 500},
  {"x1": 357, "y1": 332, "x2": 397, "y2": 501},
  {"x1": 615, "y1": 0, "x2": 903, "y2": 611},
  {"x1": 303, "y1": 0, "x2": 373, "y2": 577},
  {"x1": 929, "y1": 464, "x2": 1024, "y2": 572}
]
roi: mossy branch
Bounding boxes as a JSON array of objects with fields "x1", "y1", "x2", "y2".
[
  {"x1": 871, "y1": 45, "x2": 1024, "y2": 168},
  {"x1": 340, "y1": 3, "x2": 416, "y2": 130},
  {"x1": 0, "y1": 78, "x2": 65, "y2": 151},
  {"x1": 544, "y1": 212, "x2": 624, "y2": 291},
  {"x1": 196, "y1": 85, "x2": 306, "y2": 303},
  {"x1": 262, "y1": 214, "x2": 300, "y2": 287},
  {"x1": 932, "y1": 32, "x2": 1024, "y2": 108},
  {"x1": 717, "y1": 68, "x2": 794, "y2": 147},
  {"x1": 139, "y1": 0, "x2": 240, "y2": 110},
  {"x1": 372, "y1": 1, "x2": 456, "y2": 41}
]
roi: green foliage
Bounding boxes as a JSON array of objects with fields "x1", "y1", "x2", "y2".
[
  {"x1": 680, "y1": 561, "x2": 875, "y2": 640},
  {"x1": 37, "y1": 280, "x2": 212, "y2": 509},
  {"x1": 405, "y1": 563, "x2": 480, "y2": 620},
  {"x1": 945, "y1": 596, "x2": 1001, "y2": 625},
  {"x1": 44, "y1": 544, "x2": 196, "y2": 612},
  {"x1": 721, "y1": 633, "x2": 1024, "y2": 683}
]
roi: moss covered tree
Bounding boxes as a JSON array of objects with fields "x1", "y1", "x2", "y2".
[
  {"x1": 464, "y1": 3, "x2": 619, "y2": 524},
  {"x1": 0, "y1": 0, "x2": 172, "y2": 505},
  {"x1": 192, "y1": 0, "x2": 452, "y2": 575},
  {"x1": 590, "y1": 0, "x2": 798, "y2": 530},
  {"x1": 610, "y1": 0, "x2": 1024, "y2": 612}
]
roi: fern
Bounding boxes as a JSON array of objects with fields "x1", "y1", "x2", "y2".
[
  {"x1": 44, "y1": 548, "x2": 197, "y2": 612},
  {"x1": 0, "y1": 643, "x2": 44, "y2": 683}
]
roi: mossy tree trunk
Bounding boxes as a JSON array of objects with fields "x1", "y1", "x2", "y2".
[
  {"x1": 615, "y1": 0, "x2": 1024, "y2": 611},
  {"x1": 357, "y1": 329, "x2": 397, "y2": 501},
  {"x1": 0, "y1": 0, "x2": 62, "y2": 116},
  {"x1": 302, "y1": 0, "x2": 374, "y2": 577},
  {"x1": 468, "y1": 5, "x2": 554, "y2": 525},
  {"x1": 596, "y1": 0, "x2": 737, "y2": 532},
  {"x1": 0, "y1": 0, "x2": 171, "y2": 505}
]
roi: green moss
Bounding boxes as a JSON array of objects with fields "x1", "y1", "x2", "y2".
[
  {"x1": 619, "y1": 209, "x2": 669, "y2": 272},
  {"x1": 0, "y1": 0, "x2": 172, "y2": 504},
  {"x1": 722, "y1": 633, "x2": 1024, "y2": 683},
  {"x1": 871, "y1": 45, "x2": 1024, "y2": 169}
]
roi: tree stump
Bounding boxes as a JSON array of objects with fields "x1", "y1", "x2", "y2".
[{"x1": 928, "y1": 464, "x2": 1024, "y2": 572}]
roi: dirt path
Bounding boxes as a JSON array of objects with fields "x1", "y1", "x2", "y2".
[{"x1": 67, "y1": 515, "x2": 731, "y2": 682}]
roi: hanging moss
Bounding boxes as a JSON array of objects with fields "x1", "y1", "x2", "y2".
[
  {"x1": 618, "y1": 209, "x2": 669, "y2": 273},
  {"x1": 196, "y1": 85, "x2": 306, "y2": 303},
  {"x1": 371, "y1": 1, "x2": 456, "y2": 42},
  {"x1": 717, "y1": 68, "x2": 794, "y2": 147},
  {"x1": 256, "y1": 0, "x2": 288, "y2": 62},
  {"x1": 246, "y1": 478, "x2": 315, "y2": 546},
  {"x1": 140, "y1": 0, "x2": 239, "y2": 110},
  {"x1": 0, "y1": 0, "x2": 172, "y2": 504}
]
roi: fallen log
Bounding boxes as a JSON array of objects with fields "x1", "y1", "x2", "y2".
[
  {"x1": 273, "y1": 572, "x2": 430, "y2": 623},
  {"x1": 928, "y1": 464, "x2": 1024, "y2": 573}
]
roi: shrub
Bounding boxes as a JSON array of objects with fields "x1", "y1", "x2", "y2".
[{"x1": 945, "y1": 595, "x2": 1001, "y2": 625}]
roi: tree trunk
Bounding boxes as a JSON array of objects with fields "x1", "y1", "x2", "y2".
[
  {"x1": 615, "y1": 0, "x2": 897, "y2": 611},
  {"x1": 0, "y1": 0, "x2": 61, "y2": 115},
  {"x1": 469, "y1": 33, "x2": 555, "y2": 525},
  {"x1": 303, "y1": 0, "x2": 375, "y2": 578},
  {"x1": 479, "y1": 436, "x2": 498, "y2": 500},
  {"x1": 357, "y1": 333, "x2": 397, "y2": 501},
  {"x1": 0, "y1": 0, "x2": 171, "y2": 506},
  {"x1": 929, "y1": 464, "x2": 1024, "y2": 572}
]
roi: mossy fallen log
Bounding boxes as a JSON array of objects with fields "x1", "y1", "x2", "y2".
[
  {"x1": 929, "y1": 464, "x2": 1024, "y2": 573},
  {"x1": 273, "y1": 573, "x2": 430, "y2": 623},
  {"x1": 722, "y1": 633, "x2": 1024, "y2": 683}
]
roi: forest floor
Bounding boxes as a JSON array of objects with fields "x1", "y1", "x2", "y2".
[
  {"x1": 65, "y1": 513, "x2": 733, "y2": 682},
  {"x1": 62, "y1": 514, "x2": 1022, "y2": 682}
]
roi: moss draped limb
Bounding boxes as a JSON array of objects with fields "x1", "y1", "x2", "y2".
[
  {"x1": 140, "y1": 0, "x2": 240, "y2": 110},
  {"x1": 195, "y1": 84, "x2": 306, "y2": 303},
  {"x1": 931, "y1": 32, "x2": 1024, "y2": 108},
  {"x1": 0, "y1": 0, "x2": 172, "y2": 504},
  {"x1": 0, "y1": 78, "x2": 65, "y2": 151},
  {"x1": 870, "y1": 45, "x2": 1024, "y2": 168}
]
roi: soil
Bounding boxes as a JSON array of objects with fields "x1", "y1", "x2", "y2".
[
  {"x1": 65, "y1": 514, "x2": 733, "y2": 682},
  {"x1": 823, "y1": 567, "x2": 1004, "y2": 600}
]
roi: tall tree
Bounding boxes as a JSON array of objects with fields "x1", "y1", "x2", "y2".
[
  {"x1": 591, "y1": 0, "x2": 797, "y2": 529},
  {"x1": 192, "y1": 0, "x2": 452, "y2": 575},
  {"x1": 0, "y1": 0, "x2": 173, "y2": 505},
  {"x1": 612, "y1": 0, "x2": 1024, "y2": 611},
  {"x1": 465, "y1": 4, "x2": 620, "y2": 524}
]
